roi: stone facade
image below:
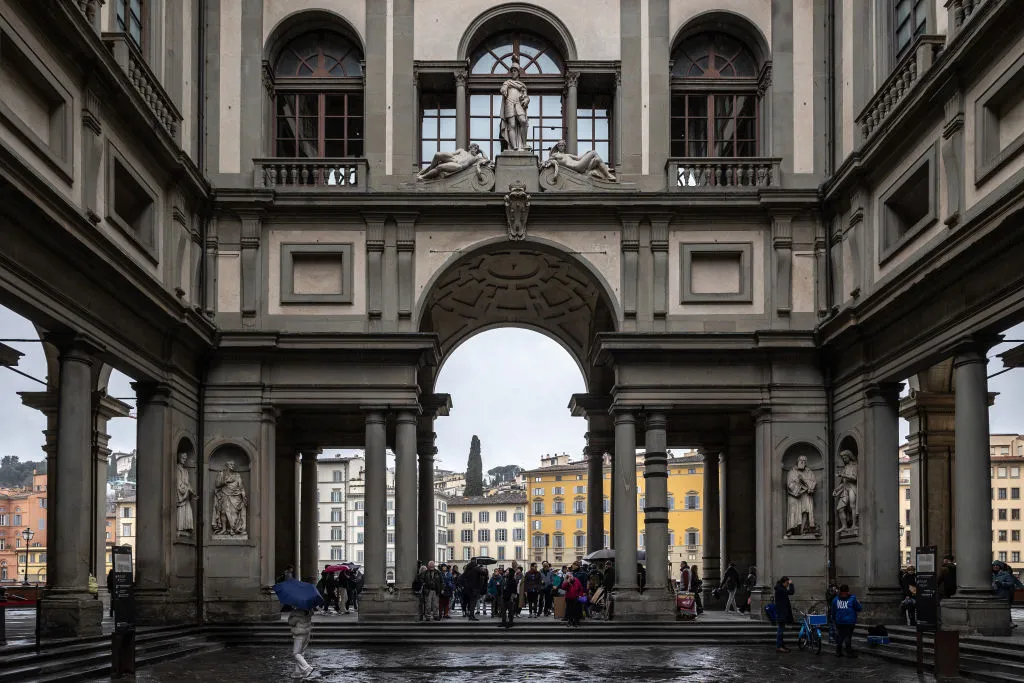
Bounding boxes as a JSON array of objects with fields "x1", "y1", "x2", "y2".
[{"x1": 0, "y1": 0, "x2": 1020, "y2": 634}]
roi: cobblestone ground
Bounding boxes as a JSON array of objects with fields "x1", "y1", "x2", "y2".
[{"x1": 119, "y1": 645, "x2": 938, "y2": 682}]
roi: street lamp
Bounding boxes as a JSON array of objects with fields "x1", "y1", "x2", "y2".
[{"x1": 20, "y1": 527, "x2": 34, "y2": 585}]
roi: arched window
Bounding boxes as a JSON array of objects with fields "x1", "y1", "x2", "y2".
[
  {"x1": 467, "y1": 32, "x2": 565, "y2": 160},
  {"x1": 670, "y1": 32, "x2": 761, "y2": 158},
  {"x1": 272, "y1": 31, "x2": 364, "y2": 158}
]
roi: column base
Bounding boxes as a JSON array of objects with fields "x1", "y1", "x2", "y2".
[
  {"x1": 613, "y1": 589, "x2": 677, "y2": 621},
  {"x1": 357, "y1": 587, "x2": 420, "y2": 622},
  {"x1": 135, "y1": 589, "x2": 198, "y2": 625},
  {"x1": 749, "y1": 586, "x2": 771, "y2": 621},
  {"x1": 204, "y1": 586, "x2": 280, "y2": 623},
  {"x1": 858, "y1": 586, "x2": 905, "y2": 624},
  {"x1": 40, "y1": 590, "x2": 103, "y2": 638},
  {"x1": 941, "y1": 593, "x2": 1012, "y2": 636}
]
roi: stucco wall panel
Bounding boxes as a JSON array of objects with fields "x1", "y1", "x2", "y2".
[
  {"x1": 792, "y1": 0, "x2": 815, "y2": 173},
  {"x1": 218, "y1": 0, "x2": 242, "y2": 174},
  {"x1": 217, "y1": 252, "x2": 241, "y2": 312},
  {"x1": 263, "y1": 0, "x2": 366, "y2": 46},
  {"x1": 267, "y1": 229, "x2": 367, "y2": 316},
  {"x1": 414, "y1": 0, "x2": 620, "y2": 61},
  {"x1": 791, "y1": 251, "x2": 815, "y2": 313},
  {"x1": 668, "y1": 228, "x2": 766, "y2": 315}
]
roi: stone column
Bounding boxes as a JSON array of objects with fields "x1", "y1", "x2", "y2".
[
  {"x1": 612, "y1": 410, "x2": 638, "y2": 593},
  {"x1": 93, "y1": 394, "x2": 131, "y2": 596},
  {"x1": 43, "y1": 339, "x2": 102, "y2": 637},
  {"x1": 565, "y1": 71, "x2": 579, "y2": 154},
  {"x1": 863, "y1": 383, "x2": 902, "y2": 614},
  {"x1": 362, "y1": 410, "x2": 387, "y2": 593},
  {"x1": 723, "y1": 417, "x2": 757, "y2": 571},
  {"x1": 942, "y1": 342, "x2": 1010, "y2": 634},
  {"x1": 752, "y1": 407, "x2": 773, "y2": 604},
  {"x1": 417, "y1": 439, "x2": 436, "y2": 564},
  {"x1": 300, "y1": 450, "x2": 319, "y2": 583},
  {"x1": 642, "y1": 413, "x2": 669, "y2": 593},
  {"x1": 702, "y1": 450, "x2": 722, "y2": 600},
  {"x1": 133, "y1": 382, "x2": 171, "y2": 598},
  {"x1": 454, "y1": 69, "x2": 468, "y2": 150},
  {"x1": 900, "y1": 389, "x2": 956, "y2": 558},
  {"x1": 395, "y1": 410, "x2": 418, "y2": 588},
  {"x1": 586, "y1": 440, "x2": 606, "y2": 552}
]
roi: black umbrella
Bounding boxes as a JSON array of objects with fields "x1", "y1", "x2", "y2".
[{"x1": 472, "y1": 556, "x2": 498, "y2": 565}]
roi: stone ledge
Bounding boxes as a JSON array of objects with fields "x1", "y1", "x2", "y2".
[
  {"x1": 356, "y1": 589, "x2": 420, "y2": 622},
  {"x1": 941, "y1": 595, "x2": 1012, "y2": 636},
  {"x1": 612, "y1": 589, "x2": 677, "y2": 622},
  {"x1": 40, "y1": 591, "x2": 103, "y2": 638}
]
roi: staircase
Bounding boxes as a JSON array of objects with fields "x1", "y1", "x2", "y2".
[
  {"x1": 0, "y1": 625, "x2": 221, "y2": 683},
  {"x1": 860, "y1": 625, "x2": 1024, "y2": 682},
  {"x1": 206, "y1": 617, "x2": 779, "y2": 648}
]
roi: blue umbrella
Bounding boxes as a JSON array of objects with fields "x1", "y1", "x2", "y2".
[{"x1": 273, "y1": 579, "x2": 325, "y2": 610}]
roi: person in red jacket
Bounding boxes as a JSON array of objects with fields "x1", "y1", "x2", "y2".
[{"x1": 563, "y1": 572, "x2": 585, "y2": 628}]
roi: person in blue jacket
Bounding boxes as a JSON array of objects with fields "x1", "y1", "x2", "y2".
[{"x1": 831, "y1": 584, "x2": 863, "y2": 657}]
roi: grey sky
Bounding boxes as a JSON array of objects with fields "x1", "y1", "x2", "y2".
[{"x1": 1, "y1": 305, "x2": 1023, "y2": 471}]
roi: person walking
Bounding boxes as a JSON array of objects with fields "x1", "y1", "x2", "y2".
[
  {"x1": 288, "y1": 606, "x2": 315, "y2": 678},
  {"x1": 679, "y1": 562, "x2": 691, "y2": 594},
  {"x1": 774, "y1": 576, "x2": 795, "y2": 653},
  {"x1": 690, "y1": 566, "x2": 703, "y2": 615},
  {"x1": 462, "y1": 559, "x2": 486, "y2": 621},
  {"x1": 722, "y1": 562, "x2": 741, "y2": 612},
  {"x1": 831, "y1": 584, "x2": 863, "y2": 658},
  {"x1": 525, "y1": 563, "x2": 542, "y2": 617},
  {"x1": 413, "y1": 565, "x2": 427, "y2": 621},
  {"x1": 602, "y1": 560, "x2": 616, "y2": 621},
  {"x1": 106, "y1": 568, "x2": 115, "y2": 617},
  {"x1": 740, "y1": 565, "x2": 757, "y2": 613}
]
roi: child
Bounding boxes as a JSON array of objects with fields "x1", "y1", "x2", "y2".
[
  {"x1": 288, "y1": 607, "x2": 315, "y2": 678},
  {"x1": 831, "y1": 584, "x2": 863, "y2": 657}
]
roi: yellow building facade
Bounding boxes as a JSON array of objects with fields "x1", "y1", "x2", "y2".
[{"x1": 523, "y1": 454, "x2": 705, "y2": 572}]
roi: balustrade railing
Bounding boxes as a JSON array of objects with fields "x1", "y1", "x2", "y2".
[
  {"x1": 947, "y1": 0, "x2": 989, "y2": 33},
  {"x1": 74, "y1": 0, "x2": 103, "y2": 29},
  {"x1": 667, "y1": 157, "x2": 781, "y2": 190},
  {"x1": 254, "y1": 158, "x2": 368, "y2": 191},
  {"x1": 102, "y1": 33, "x2": 181, "y2": 141},
  {"x1": 856, "y1": 35, "x2": 945, "y2": 142}
]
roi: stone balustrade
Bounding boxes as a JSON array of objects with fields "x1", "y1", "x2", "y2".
[
  {"x1": 856, "y1": 35, "x2": 945, "y2": 142},
  {"x1": 948, "y1": 0, "x2": 989, "y2": 32},
  {"x1": 102, "y1": 33, "x2": 182, "y2": 141},
  {"x1": 254, "y1": 158, "x2": 369, "y2": 191},
  {"x1": 74, "y1": 0, "x2": 103, "y2": 29},
  {"x1": 667, "y1": 157, "x2": 781, "y2": 190}
]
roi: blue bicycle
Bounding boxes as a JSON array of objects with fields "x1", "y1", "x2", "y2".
[{"x1": 796, "y1": 610, "x2": 827, "y2": 654}]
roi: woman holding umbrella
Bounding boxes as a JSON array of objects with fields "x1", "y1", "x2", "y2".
[{"x1": 272, "y1": 578, "x2": 324, "y2": 678}]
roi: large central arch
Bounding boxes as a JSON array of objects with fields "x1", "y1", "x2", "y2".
[{"x1": 416, "y1": 238, "x2": 619, "y2": 393}]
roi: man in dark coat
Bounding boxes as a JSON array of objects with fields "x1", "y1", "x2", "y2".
[
  {"x1": 106, "y1": 568, "x2": 115, "y2": 617},
  {"x1": 602, "y1": 560, "x2": 616, "y2": 621},
  {"x1": 774, "y1": 576, "x2": 795, "y2": 653},
  {"x1": 462, "y1": 559, "x2": 487, "y2": 621}
]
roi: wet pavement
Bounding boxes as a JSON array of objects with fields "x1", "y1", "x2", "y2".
[{"x1": 115, "y1": 645, "x2": 938, "y2": 682}]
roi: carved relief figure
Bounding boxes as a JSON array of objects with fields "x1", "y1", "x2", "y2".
[
  {"x1": 785, "y1": 455, "x2": 817, "y2": 537},
  {"x1": 175, "y1": 449, "x2": 195, "y2": 537},
  {"x1": 212, "y1": 460, "x2": 248, "y2": 537},
  {"x1": 499, "y1": 63, "x2": 530, "y2": 151},
  {"x1": 417, "y1": 143, "x2": 492, "y2": 180},
  {"x1": 542, "y1": 140, "x2": 616, "y2": 181},
  {"x1": 833, "y1": 449, "x2": 859, "y2": 534}
]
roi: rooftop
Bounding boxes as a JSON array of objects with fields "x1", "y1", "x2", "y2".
[{"x1": 447, "y1": 492, "x2": 528, "y2": 506}]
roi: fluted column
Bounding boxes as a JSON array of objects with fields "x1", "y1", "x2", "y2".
[
  {"x1": 363, "y1": 410, "x2": 387, "y2": 591},
  {"x1": 612, "y1": 410, "x2": 637, "y2": 592},
  {"x1": 643, "y1": 413, "x2": 669, "y2": 590},
  {"x1": 395, "y1": 411, "x2": 419, "y2": 587},
  {"x1": 953, "y1": 348, "x2": 994, "y2": 594},
  {"x1": 300, "y1": 450, "x2": 320, "y2": 583},
  {"x1": 702, "y1": 450, "x2": 722, "y2": 591},
  {"x1": 455, "y1": 69, "x2": 468, "y2": 150}
]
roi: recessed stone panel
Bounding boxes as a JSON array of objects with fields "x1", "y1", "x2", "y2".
[
  {"x1": 680, "y1": 242, "x2": 753, "y2": 303},
  {"x1": 280, "y1": 243, "x2": 354, "y2": 304},
  {"x1": 690, "y1": 252, "x2": 742, "y2": 294},
  {"x1": 292, "y1": 253, "x2": 345, "y2": 295}
]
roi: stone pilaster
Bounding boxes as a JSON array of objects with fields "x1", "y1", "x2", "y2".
[
  {"x1": 299, "y1": 450, "x2": 319, "y2": 583},
  {"x1": 42, "y1": 338, "x2": 102, "y2": 638}
]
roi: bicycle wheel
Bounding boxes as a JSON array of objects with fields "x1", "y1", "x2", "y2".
[
  {"x1": 797, "y1": 631, "x2": 808, "y2": 650},
  {"x1": 813, "y1": 628, "x2": 822, "y2": 654}
]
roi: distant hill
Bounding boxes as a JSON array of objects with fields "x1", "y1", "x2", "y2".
[{"x1": 0, "y1": 455, "x2": 47, "y2": 488}]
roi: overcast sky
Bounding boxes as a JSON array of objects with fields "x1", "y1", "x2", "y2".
[{"x1": 1, "y1": 305, "x2": 1022, "y2": 471}]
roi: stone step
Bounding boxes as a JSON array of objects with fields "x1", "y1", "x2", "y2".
[
  {"x1": 858, "y1": 632, "x2": 1024, "y2": 681},
  {"x1": 23, "y1": 641, "x2": 224, "y2": 683}
]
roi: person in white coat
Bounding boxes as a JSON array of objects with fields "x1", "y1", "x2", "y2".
[{"x1": 288, "y1": 608, "x2": 315, "y2": 678}]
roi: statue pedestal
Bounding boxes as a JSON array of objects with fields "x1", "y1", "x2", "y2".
[{"x1": 495, "y1": 151, "x2": 539, "y2": 193}]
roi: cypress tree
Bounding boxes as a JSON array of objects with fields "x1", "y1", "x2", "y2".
[{"x1": 463, "y1": 435, "x2": 483, "y2": 496}]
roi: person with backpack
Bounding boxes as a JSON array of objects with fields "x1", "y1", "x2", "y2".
[
  {"x1": 831, "y1": 584, "x2": 863, "y2": 658},
  {"x1": 721, "y1": 561, "x2": 741, "y2": 612},
  {"x1": 774, "y1": 576, "x2": 795, "y2": 653},
  {"x1": 499, "y1": 567, "x2": 519, "y2": 628}
]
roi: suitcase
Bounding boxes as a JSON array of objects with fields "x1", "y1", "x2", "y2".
[{"x1": 553, "y1": 596, "x2": 566, "y2": 618}]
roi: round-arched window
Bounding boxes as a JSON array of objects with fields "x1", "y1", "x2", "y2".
[
  {"x1": 670, "y1": 31, "x2": 762, "y2": 160},
  {"x1": 470, "y1": 31, "x2": 563, "y2": 75},
  {"x1": 272, "y1": 31, "x2": 364, "y2": 158}
]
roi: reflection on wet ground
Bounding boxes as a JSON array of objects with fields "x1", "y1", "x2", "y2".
[{"x1": 119, "y1": 645, "x2": 937, "y2": 682}]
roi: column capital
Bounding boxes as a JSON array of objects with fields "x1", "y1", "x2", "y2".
[
  {"x1": 612, "y1": 409, "x2": 635, "y2": 425},
  {"x1": 752, "y1": 405, "x2": 772, "y2": 424},
  {"x1": 865, "y1": 381, "x2": 903, "y2": 405},
  {"x1": 950, "y1": 333, "x2": 1003, "y2": 364},
  {"x1": 299, "y1": 449, "x2": 321, "y2": 461},
  {"x1": 396, "y1": 409, "x2": 420, "y2": 424},
  {"x1": 361, "y1": 407, "x2": 388, "y2": 423},
  {"x1": 642, "y1": 410, "x2": 669, "y2": 429},
  {"x1": 131, "y1": 381, "x2": 172, "y2": 405}
]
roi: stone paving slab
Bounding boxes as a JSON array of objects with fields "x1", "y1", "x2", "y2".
[{"x1": 96, "y1": 645, "x2": 939, "y2": 682}]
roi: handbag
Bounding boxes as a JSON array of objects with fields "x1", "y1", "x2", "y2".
[{"x1": 577, "y1": 595, "x2": 588, "y2": 604}]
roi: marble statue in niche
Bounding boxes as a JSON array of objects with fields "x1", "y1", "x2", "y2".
[
  {"x1": 212, "y1": 460, "x2": 248, "y2": 538},
  {"x1": 175, "y1": 447, "x2": 195, "y2": 537},
  {"x1": 833, "y1": 449, "x2": 859, "y2": 535},
  {"x1": 500, "y1": 63, "x2": 530, "y2": 151},
  {"x1": 785, "y1": 455, "x2": 819, "y2": 537}
]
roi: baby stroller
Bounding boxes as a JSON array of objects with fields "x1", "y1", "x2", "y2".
[{"x1": 589, "y1": 587, "x2": 609, "y2": 620}]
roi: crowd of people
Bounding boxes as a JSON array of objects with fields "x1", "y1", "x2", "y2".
[{"x1": 413, "y1": 559, "x2": 617, "y2": 627}]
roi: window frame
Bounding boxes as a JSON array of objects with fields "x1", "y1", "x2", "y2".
[
  {"x1": 115, "y1": 0, "x2": 145, "y2": 52},
  {"x1": 892, "y1": 0, "x2": 928, "y2": 62}
]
